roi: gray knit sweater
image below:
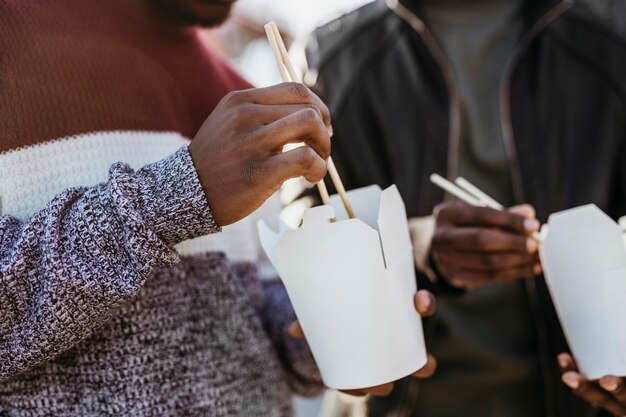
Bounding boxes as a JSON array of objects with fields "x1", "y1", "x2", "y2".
[{"x1": 0, "y1": 146, "x2": 322, "y2": 416}]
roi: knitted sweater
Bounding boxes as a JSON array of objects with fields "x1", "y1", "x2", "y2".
[{"x1": 0, "y1": 1, "x2": 322, "y2": 416}]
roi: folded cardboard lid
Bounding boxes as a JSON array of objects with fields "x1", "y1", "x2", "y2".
[
  {"x1": 542, "y1": 204, "x2": 626, "y2": 276},
  {"x1": 258, "y1": 184, "x2": 412, "y2": 278}
]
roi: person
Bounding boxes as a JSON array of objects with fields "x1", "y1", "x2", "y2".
[
  {"x1": 302, "y1": 0, "x2": 626, "y2": 416},
  {"x1": 0, "y1": 0, "x2": 437, "y2": 415}
]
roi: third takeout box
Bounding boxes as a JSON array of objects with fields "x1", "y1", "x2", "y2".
[
  {"x1": 258, "y1": 185, "x2": 427, "y2": 390},
  {"x1": 540, "y1": 204, "x2": 626, "y2": 379}
]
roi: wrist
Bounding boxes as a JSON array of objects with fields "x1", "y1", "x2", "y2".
[{"x1": 136, "y1": 146, "x2": 220, "y2": 246}]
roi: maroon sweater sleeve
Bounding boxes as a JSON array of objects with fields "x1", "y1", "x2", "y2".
[{"x1": 0, "y1": 147, "x2": 219, "y2": 380}]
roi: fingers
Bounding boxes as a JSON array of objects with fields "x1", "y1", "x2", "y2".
[
  {"x1": 268, "y1": 146, "x2": 327, "y2": 184},
  {"x1": 414, "y1": 290, "x2": 437, "y2": 317},
  {"x1": 342, "y1": 383, "x2": 395, "y2": 397},
  {"x1": 447, "y1": 263, "x2": 540, "y2": 289},
  {"x1": 232, "y1": 83, "x2": 331, "y2": 129},
  {"x1": 245, "y1": 103, "x2": 328, "y2": 128},
  {"x1": 433, "y1": 227, "x2": 539, "y2": 253},
  {"x1": 559, "y1": 355, "x2": 626, "y2": 416},
  {"x1": 436, "y1": 203, "x2": 540, "y2": 236},
  {"x1": 288, "y1": 321, "x2": 305, "y2": 339},
  {"x1": 562, "y1": 372, "x2": 626, "y2": 416},
  {"x1": 599, "y1": 376, "x2": 626, "y2": 404},
  {"x1": 557, "y1": 353, "x2": 578, "y2": 373},
  {"x1": 260, "y1": 108, "x2": 331, "y2": 159},
  {"x1": 509, "y1": 204, "x2": 536, "y2": 219},
  {"x1": 434, "y1": 250, "x2": 539, "y2": 271},
  {"x1": 412, "y1": 354, "x2": 437, "y2": 379}
]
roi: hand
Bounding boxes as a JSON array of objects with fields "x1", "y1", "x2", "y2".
[
  {"x1": 288, "y1": 290, "x2": 438, "y2": 397},
  {"x1": 559, "y1": 353, "x2": 626, "y2": 416},
  {"x1": 430, "y1": 202, "x2": 542, "y2": 290},
  {"x1": 189, "y1": 82, "x2": 332, "y2": 226}
]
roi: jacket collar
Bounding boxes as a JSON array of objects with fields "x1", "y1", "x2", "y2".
[{"x1": 397, "y1": 0, "x2": 565, "y2": 29}]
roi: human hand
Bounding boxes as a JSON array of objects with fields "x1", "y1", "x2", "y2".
[
  {"x1": 430, "y1": 202, "x2": 542, "y2": 290},
  {"x1": 559, "y1": 353, "x2": 626, "y2": 416},
  {"x1": 288, "y1": 290, "x2": 438, "y2": 396},
  {"x1": 189, "y1": 82, "x2": 332, "y2": 226}
]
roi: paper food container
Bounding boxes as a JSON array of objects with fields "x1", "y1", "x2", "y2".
[
  {"x1": 540, "y1": 204, "x2": 626, "y2": 379},
  {"x1": 258, "y1": 185, "x2": 427, "y2": 390}
]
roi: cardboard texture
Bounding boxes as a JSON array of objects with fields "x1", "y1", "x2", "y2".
[
  {"x1": 540, "y1": 204, "x2": 626, "y2": 379},
  {"x1": 258, "y1": 185, "x2": 427, "y2": 390}
]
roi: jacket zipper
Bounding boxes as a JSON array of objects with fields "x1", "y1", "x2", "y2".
[
  {"x1": 499, "y1": 3, "x2": 573, "y2": 417},
  {"x1": 387, "y1": 1, "x2": 573, "y2": 416},
  {"x1": 386, "y1": 0, "x2": 461, "y2": 184},
  {"x1": 385, "y1": 2, "x2": 460, "y2": 416}
]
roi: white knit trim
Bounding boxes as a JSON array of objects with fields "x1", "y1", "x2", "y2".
[{"x1": 0, "y1": 131, "x2": 270, "y2": 263}]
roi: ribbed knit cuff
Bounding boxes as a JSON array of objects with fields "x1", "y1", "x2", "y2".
[{"x1": 136, "y1": 146, "x2": 220, "y2": 246}]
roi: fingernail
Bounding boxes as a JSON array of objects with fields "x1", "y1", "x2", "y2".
[
  {"x1": 557, "y1": 355, "x2": 569, "y2": 369},
  {"x1": 524, "y1": 218, "x2": 540, "y2": 232},
  {"x1": 600, "y1": 377, "x2": 619, "y2": 392},
  {"x1": 526, "y1": 239, "x2": 538, "y2": 253},
  {"x1": 533, "y1": 264, "x2": 542, "y2": 275},
  {"x1": 562, "y1": 373, "x2": 580, "y2": 390},
  {"x1": 328, "y1": 124, "x2": 334, "y2": 137}
]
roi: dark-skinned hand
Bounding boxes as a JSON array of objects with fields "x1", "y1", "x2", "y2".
[
  {"x1": 559, "y1": 353, "x2": 626, "y2": 416},
  {"x1": 189, "y1": 82, "x2": 332, "y2": 226},
  {"x1": 288, "y1": 290, "x2": 438, "y2": 397},
  {"x1": 430, "y1": 202, "x2": 542, "y2": 290}
]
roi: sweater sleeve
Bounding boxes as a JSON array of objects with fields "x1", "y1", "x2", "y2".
[
  {"x1": 0, "y1": 146, "x2": 219, "y2": 381},
  {"x1": 261, "y1": 279, "x2": 325, "y2": 397}
]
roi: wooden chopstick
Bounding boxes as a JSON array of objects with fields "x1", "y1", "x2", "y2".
[
  {"x1": 455, "y1": 177, "x2": 504, "y2": 210},
  {"x1": 264, "y1": 23, "x2": 332, "y2": 208},
  {"x1": 265, "y1": 22, "x2": 356, "y2": 219},
  {"x1": 430, "y1": 174, "x2": 543, "y2": 242},
  {"x1": 430, "y1": 174, "x2": 482, "y2": 207}
]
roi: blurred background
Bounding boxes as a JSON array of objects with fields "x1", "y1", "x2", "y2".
[{"x1": 206, "y1": 0, "x2": 372, "y2": 87}]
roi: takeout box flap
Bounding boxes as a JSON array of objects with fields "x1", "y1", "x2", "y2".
[
  {"x1": 259, "y1": 185, "x2": 413, "y2": 279},
  {"x1": 542, "y1": 204, "x2": 626, "y2": 278}
]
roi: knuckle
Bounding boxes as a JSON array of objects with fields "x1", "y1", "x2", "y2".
[
  {"x1": 303, "y1": 103, "x2": 321, "y2": 116},
  {"x1": 298, "y1": 147, "x2": 318, "y2": 170},
  {"x1": 432, "y1": 229, "x2": 448, "y2": 245},
  {"x1": 471, "y1": 232, "x2": 488, "y2": 248},
  {"x1": 473, "y1": 207, "x2": 490, "y2": 224},
  {"x1": 290, "y1": 82, "x2": 311, "y2": 100},
  {"x1": 300, "y1": 107, "x2": 321, "y2": 126},
  {"x1": 223, "y1": 90, "x2": 243, "y2": 105}
]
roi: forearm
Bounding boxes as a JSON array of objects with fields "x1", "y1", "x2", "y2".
[{"x1": 0, "y1": 146, "x2": 218, "y2": 380}]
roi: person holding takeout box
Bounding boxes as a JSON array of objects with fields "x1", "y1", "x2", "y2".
[
  {"x1": 302, "y1": 0, "x2": 626, "y2": 416},
  {"x1": 0, "y1": 0, "x2": 437, "y2": 415}
]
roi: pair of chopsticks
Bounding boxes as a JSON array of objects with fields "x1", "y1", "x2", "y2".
[
  {"x1": 430, "y1": 174, "x2": 543, "y2": 242},
  {"x1": 264, "y1": 22, "x2": 356, "y2": 220}
]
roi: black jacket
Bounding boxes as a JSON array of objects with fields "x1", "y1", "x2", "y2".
[{"x1": 305, "y1": 0, "x2": 626, "y2": 416}]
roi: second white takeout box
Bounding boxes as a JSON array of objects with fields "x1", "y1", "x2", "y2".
[
  {"x1": 258, "y1": 185, "x2": 427, "y2": 390},
  {"x1": 540, "y1": 204, "x2": 626, "y2": 379}
]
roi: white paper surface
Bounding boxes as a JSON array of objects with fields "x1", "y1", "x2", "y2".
[
  {"x1": 540, "y1": 204, "x2": 626, "y2": 378},
  {"x1": 259, "y1": 185, "x2": 427, "y2": 389}
]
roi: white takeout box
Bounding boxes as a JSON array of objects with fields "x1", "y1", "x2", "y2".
[
  {"x1": 540, "y1": 204, "x2": 626, "y2": 379},
  {"x1": 258, "y1": 185, "x2": 427, "y2": 390}
]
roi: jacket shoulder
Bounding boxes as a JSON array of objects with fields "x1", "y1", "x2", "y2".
[
  {"x1": 303, "y1": 0, "x2": 400, "y2": 110},
  {"x1": 553, "y1": 3, "x2": 626, "y2": 96}
]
